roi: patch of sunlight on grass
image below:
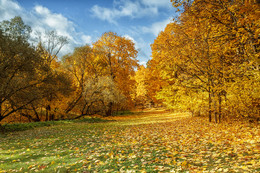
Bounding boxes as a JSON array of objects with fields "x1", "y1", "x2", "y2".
[{"x1": 109, "y1": 112, "x2": 191, "y2": 126}]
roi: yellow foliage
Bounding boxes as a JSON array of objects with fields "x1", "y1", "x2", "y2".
[{"x1": 149, "y1": 0, "x2": 260, "y2": 121}]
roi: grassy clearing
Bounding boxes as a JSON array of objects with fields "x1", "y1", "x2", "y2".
[
  {"x1": 0, "y1": 110, "x2": 259, "y2": 172},
  {"x1": 0, "y1": 117, "x2": 111, "y2": 133}
]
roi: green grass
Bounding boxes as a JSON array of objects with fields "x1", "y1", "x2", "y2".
[
  {"x1": 0, "y1": 117, "x2": 111, "y2": 133},
  {"x1": 0, "y1": 111, "x2": 259, "y2": 172},
  {"x1": 1, "y1": 123, "x2": 167, "y2": 173}
]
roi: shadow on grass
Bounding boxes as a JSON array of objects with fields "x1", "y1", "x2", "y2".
[
  {"x1": 0, "y1": 117, "x2": 113, "y2": 134},
  {"x1": 0, "y1": 110, "x2": 146, "y2": 134},
  {"x1": 112, "y1": 110, "x2": 143, "y2": 116}
]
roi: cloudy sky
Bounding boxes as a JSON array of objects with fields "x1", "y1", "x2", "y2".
[{"x1": 0, "y1": 0, "x2": 178, "y2": 65}]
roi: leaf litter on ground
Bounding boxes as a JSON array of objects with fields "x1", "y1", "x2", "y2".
[{"x1": 0, "y1": 109, "x2": 259, "y2": 172}]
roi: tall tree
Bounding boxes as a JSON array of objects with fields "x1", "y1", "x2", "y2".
[
  {"x1": 36, "y1": 30, "x2": 69, "y2": 64},
  {"x1": 0, "y1": 17, "x2": 49, "y2": 123},
  {"x1": 36, "y1": 30, "x2": 69, "y2": 121},
  {"x1": 93, "y1": 32, "x2": 139, "y2": 114},
  {"x1": 62, "y1": 45, "x2": 103, "y2": 115},
  {"x1": 131, "y1": 65, "x2": 160, "y2": 109},
  {"x1": 150, "y1": 0, "x2": 259, "y2": 122},
  {"x1": 0, "y1": 16, "x2": 31, "y2": 41},
  {"x1": 83, "y1": 76, "x2": 125, "y2": 117}
]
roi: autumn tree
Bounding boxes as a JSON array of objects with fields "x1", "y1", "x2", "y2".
[
  {"x1": 83, "y1": 76, "x2": 125, "y2": 117},
  {"x1": 62, "y1": 45, "x2": 104, "y2": 116},
  {"x1": 131, "y1": 66, "x2": 148, "y2": 109},
  {"x1": 36, "y1": 30, "x2": 69, "y2": 64},
  {"x1": 150, "y1": 0, "x2": 259, "y2": 122},
  {"x1": 0, "y1": 16, "x2": 31, "y2": 41},
  {"x1": 180, "y1": 0, "x2": 260, "y2": 121},
  {"x1": 35, "y1": 30, "x2": 70, "y2": 121},
  {"x1": 0, "y1": 17, "x2": 50, "y2": 123},
  {"x1": 0, "y1": 16, "x2": 72, "y2": 124},
  {"x1": 93, "y1": 32, "x2": 139, "y2": 114},
  {"x1": 62, "y1": 32, "x2": 138, "y2": 117},
  {"x1": 131, "y1": 65, "x2": 161, "y2": 109},
  {"x1": 150, "y1": 21, "x2": 209, "y2": 115}
]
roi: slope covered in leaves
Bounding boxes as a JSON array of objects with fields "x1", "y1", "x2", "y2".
[{"x1": 0, "y1": 110, "x2": 259, "y2": 172}]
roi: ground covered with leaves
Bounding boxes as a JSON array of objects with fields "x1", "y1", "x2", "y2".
[{"x1": 0, "y1": 110, "x2": 259, "y2": 172}]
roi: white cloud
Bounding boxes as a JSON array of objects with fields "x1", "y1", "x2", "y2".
[
  {"x1": 34, "y1": 5, "x2": 49, "y2": 15},
  {"x1": 31, "y1": 5, "x2": 87, "y2": 56},
  {"x1": 123, "y1": 34, "x2": 135, "y2": 41},
  {"x1": 33, "y1": 5, "x2": 75, "y2": 41},
  {"x1": 91, "y1": 5, "x2": 118, "y2": 24},
  {"x1": 142, "y1": 18, "x2": 172, "y2": 36},
  {"x1": 91, "y1": 0, "x2": 158, "y2": 24},
  {"x1": 123, "y1": 34, "x2": 146, "y2": 53},
  {"x1": 123, "y1": 34, "x2": 151, "y2": 65},
  {"x1": 0, "y1": 0, "x2": 92, "y2": 57},
  {"x1": 141, "y1": 0, "x2": 172, "y2": 8},
  {"x1": 81, "y1": 35, "x2": 92, "y2": 44},
  {"x1": 0, "y1": 0, "x2": 22, "y2": 20},
  {"x1": 123, "y1": 34, "x2": 138, "y2": 48}
]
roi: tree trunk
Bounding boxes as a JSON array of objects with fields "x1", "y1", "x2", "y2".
[
  {"x1": 214, "y1": 94, "x2": 218, "y2": 123},
  {"x1": 106, "y1": 102, "x2": 113, "y2": 117},
  {"x1": 50, "y1": 113, "x2": 54, "y2": 121},
  {"x1": 0, "y1": 105, "x2": 4, "y2": 131},
  {"x1": 208, "y1": 89, "x2": 212, "y2": 122},
  {"x1": 45, "y1": 105, "x2": 50, "y2": 121},
  {"x1": 32, "y1": 105, "x2": 40, "y2": 122},
  {"x1": 0, "y1": 104, "x2": 2, "y2": 124},
  {"x1": 218, "y1": 93, "x2": 222, "y2": 123},
  {"x1": 65, "y1": 94, "x2": 82, "y2": 114}
]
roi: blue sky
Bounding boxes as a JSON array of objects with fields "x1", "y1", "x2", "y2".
[{"x1": 0, "y1": 0, "x2": 178, "y2": 65}]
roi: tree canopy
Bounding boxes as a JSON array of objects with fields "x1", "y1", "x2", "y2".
[
  {"x1": 146, "y1": 0, "x2": 259, "y2": 122},
  {"x1": 1, "y1": 1, "x2": 259, "y2": 125}
]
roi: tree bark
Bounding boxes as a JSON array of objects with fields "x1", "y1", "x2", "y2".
[
  {"x1": 218, "y1": 93, "x2": 222, "y2": 123},
  {"x1": 106, "y1": 102, "x2": 113, "y2": 117},
  {"x1": 65, "y1": 94, "x2": 82, "y2": 114},
  {"x1": 45, "y1": 105, "x2": 50, "y2": 121},
  {"x1": 213, "y1": 93, "x2": 217, "y2": 123},
  {"x1": 209, "y1": 89, "x2": 212, "y2": 122},
  {"x1": 32, "y1": 105, "x2": 40, "y2": 122}
]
